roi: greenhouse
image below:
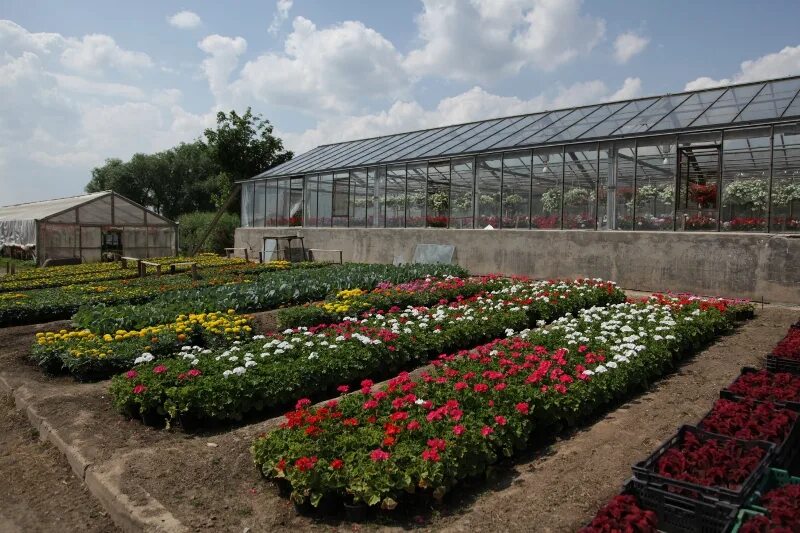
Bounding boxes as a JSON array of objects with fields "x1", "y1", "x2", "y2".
[
  {"x1": 0, "y1": 191, "x2": 178, "y2": 264},
  {"x1": 241, "y1": 75, "x2": 800, "y2": 233}
]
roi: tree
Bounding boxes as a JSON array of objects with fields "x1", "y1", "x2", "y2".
[{"x1": 85, "y1": 108, "x2": 292, "y2": 220}]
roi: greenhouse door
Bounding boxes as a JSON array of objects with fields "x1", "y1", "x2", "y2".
[{"x1": 677, "y1": 145, "x2": 721, "y2": 231}]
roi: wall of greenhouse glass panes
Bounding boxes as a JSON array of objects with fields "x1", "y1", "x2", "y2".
[{"x1": 241, "y1": 123, "x2": 800, "y2": 233}]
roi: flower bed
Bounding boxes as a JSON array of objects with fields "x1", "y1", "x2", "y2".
[
  {"x1": 251, "y1": 296, "x2": 750, "y2": 509},
  {"x1": 110, "y1": 279, "x2": 624, "y2": 427},
  {"x1": 580, "y1": 494, "x2": 658, "y2": 533},
  {"x1": 75, "y1": 263, "x2": 468, "y2": 333},
  {"x1": 0, "y1": 259, "x2": 325, "y2": 327},
  {"x1": 276, "y1": 276, "x2": 505, "y2": 328},
  {"x1": 31, "y1": 311, "x2": 253, "y2": 381},
  {"x1": 738, "y1": 477, "x2": 800, "y2": 532},
  {"x1": 766, "y1": 325, "x2": 800, "y2": 375}
]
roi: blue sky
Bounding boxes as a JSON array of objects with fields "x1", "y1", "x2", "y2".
[{"x1": 2, "y1": 0, "x2": 800, "y2": 204}]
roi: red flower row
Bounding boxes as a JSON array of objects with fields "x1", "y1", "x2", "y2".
[
  {"x1": 580, "y1": 494, "x2": 658, "y2": 533},
  {"x1": 772, "y1": 328, "x2": 800, "y2": 361}
]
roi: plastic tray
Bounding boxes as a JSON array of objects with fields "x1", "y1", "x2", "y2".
[
  {"x1": 720, "y1": 367, "x2": 800, "y2": 411},
  {"x1": 630, "y1": 425, "x2": 774, "y2": 507},
  {"x1": 765, "y1": 354, "x2": 800, "y2": 376},
  {"x1": 625, "y1": 478, "x2": 736, "y2": 533}
]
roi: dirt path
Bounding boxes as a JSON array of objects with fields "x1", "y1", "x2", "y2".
[
  {"x1": 0, "y1": 394, "x2": 119, "y2": 533},
  {"x1": 0, "y1": 306, "x2": 796, "y2": 532}
]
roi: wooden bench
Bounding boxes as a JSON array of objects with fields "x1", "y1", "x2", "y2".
[{"x1": 224, "y1": 247, "x2": 250, "y2": 261}]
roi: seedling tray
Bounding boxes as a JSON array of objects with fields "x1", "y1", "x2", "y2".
[
  {"x1": 720, "y1": 367, "x2": 800, "y2": 411},
  {"x1": 765, "y1": 354, "x2": 800, "y2": 376}
]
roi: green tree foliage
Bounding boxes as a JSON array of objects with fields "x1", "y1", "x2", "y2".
[
  {"x1": 178, "y1": 211, "x2": 241, "y2": 255},
  {"x1": 86, "y1": 108, "x2": 292, "y2": 221}
]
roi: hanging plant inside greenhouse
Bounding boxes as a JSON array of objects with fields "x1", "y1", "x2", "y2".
[
  {"x1": 722, "y1": 178, "x2": 768, "y2": 211},
  {"x1": 428, "y1": 191, "x2": 450, "y2": 214},
  {"x1": 773, "y1": 182, "x2": 800, "y2": 206},
  {"x1": 541, "y1": 188, "x2": 561, "y2": 212},
  {"x1": 688, "y1": 182, "x2": 718, "y2": 208},
  {"x1": 563, "y1": 187, "x2": 595, "y2": 207}
]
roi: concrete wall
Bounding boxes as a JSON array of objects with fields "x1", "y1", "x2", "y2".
[{"x1": 235, "y1": 227, "x2": 800, "y2": 305}]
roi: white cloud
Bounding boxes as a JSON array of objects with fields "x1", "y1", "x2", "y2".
[
  {"x1": 404, "y1": 0, "x2": 605, "y2": 82},
  {"x1": 230, "y1": 16, "x2": 408, "y2": 113},
  {"x1": 614, "y1": 31, "x2": 649, "y2": 64},
  {"x1": 684, "y1": 44, "x2": 800, "y2": 90},
  {"x1": 0, "y1": 19, "x2": 64, "y2": 54},
  {"x1": 60, "y1": 34, "x2": 153, "y2": 74},
  {"x1": 268, "y1": 0, "x2": 294, "y2": 35},
  {"x1": 198, "y1": 34, "x2": 247, "y2": 103},
  {"x1": 282, "y1": 78, "x2": 640, "y2": 153},
  {"x1": 167, "y1": 11, "x2": 202, "y2": 30}
]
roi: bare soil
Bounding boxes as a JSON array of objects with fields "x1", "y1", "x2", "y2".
[{"x1": 0, "y1": 305, "x2": 796, "y2": 532}]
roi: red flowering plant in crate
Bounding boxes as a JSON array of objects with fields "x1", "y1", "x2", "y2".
[
  {"x1": 699, "y1": 398, "x2": 798, "y2": 445},
  {"x1": 772, "y1": 328, "x2": 800, "y2": 361},
  {"x1": 580, "y1": 494, "x2": 658, "y2": 533},
  {"x1": 726, "y1": 370, "x2": 800, "y2": 404},
  {"x1": 653, "y1": 429, "x2": 768, "y2": 493},
  {"x1": 740, "y1": 484, "x2": 800, "y2": 532}
]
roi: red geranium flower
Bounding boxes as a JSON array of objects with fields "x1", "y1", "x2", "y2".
[
  {"x1": 330, "y1": 458, "x2": 344, "y2": 470},
  {"x1": 370, "y1": 449, "x2": 390, "y2": 462},
  {"x1": 132, "y1": 384, "x2": 147, "y2": 394},
  {"x1": 153, "y1": 365, "x2": 167, "y2": 374}
]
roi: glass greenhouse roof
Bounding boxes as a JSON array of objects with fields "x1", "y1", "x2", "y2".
[{"x1": 255, "y1": 75, "x2": 800, "y2": 180}]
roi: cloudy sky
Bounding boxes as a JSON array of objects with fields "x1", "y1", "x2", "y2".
[{"x1": 2, "y1": 0, "x2": 800, "y2": 204}]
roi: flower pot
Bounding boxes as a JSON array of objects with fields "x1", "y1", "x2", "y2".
[
  {"x1": 343, "y1": 501, "x2": 367, "y2": 521},
  {"x1": 274, "y1": 478, "x2": 292, "y2": 498}
]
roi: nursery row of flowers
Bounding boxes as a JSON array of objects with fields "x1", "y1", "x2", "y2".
[
  {"x1": 0, "y1": 259, "x2": 322, "y2": 327},
  {"x1": 250, "y1": 295, "x2": 750, "y2": 510},
  {"x1": 78, "y1": 263, "x2": 468, "y2": 333},
  {"x1": 275, "y1": 275, "x2": 506, "y2": 328},
  {"x1": 0, "y1": 253, "x2": 248, "y2": 293},
  {"x1": 584, "y1": 318, "x2": 800, "y2": 533},
  {"x1": 31, "y1": 310, "x2": 254, "y2": 381},
  {"x1": 109, "y1": 278, "x2": 624, "y2": 426}
]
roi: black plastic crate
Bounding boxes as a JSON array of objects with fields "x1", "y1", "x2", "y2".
[
  {"x1": 720, "y1": 367, "x2": 800, "y2": 411},
  {"x1": 631, "y1": 426, "x2": 774, "y2": 507},
  {"x1": 765, "y1": 354, "x2": 800, "y2": 376},
  {"x1": 697, "y1": 397, "x2": 800, "y2": 470},
  {"x1": 625, "y1": 478, "x2": 736, "y2": 533}
]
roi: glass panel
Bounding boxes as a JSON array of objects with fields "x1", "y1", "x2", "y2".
[
  {"x1": 648, "y1": 89, "x2": 726, "y2": 131},
  {"x1": 283, "y1": 143, "x2": 350, "y2": 174},
  {"x1": 634, "y1": 137, "x2": 676, "y2": 231},
  {"x1": 735, "y1": 78, "x2": 800, "y2": 122},
  {"x1": 548, "y1": 102, "x2": 628, "y2": 143},
  {"x1": 563, "y1": 145, "x2": 597, "y2": 229},
  {"x1": 615, "y1": 95, "x2": 690, "y2": 135},
  {"x1": 459, "y1": 114, "x2": 541, "y2": 153},
  {"x1": 338, "y1": 134, "x2": 407, "y2": 168},
  {"x1": 265, "y1": 179, "x2": 278, "y2": 227},
  {"x1": 276, "y1": 178, "x2": 290, "y2": 226},
  {"x1": 519, "y1": 105, "x2": 603, "y2": 146},
  {"x1": 502, "y1": 150, "x2": 531, "y2": 229},
  {"x1": 323, "y1": 137, "x2": 386, "y2": 171},
  {"x1": 406, "y1": 163, "x2": 426, "y2": 227},
  {"x1": 354, "y1": 131, "x2": 423, "y2": 166},
  {"x1": 487, "y1": 110, "x2": 568, "y2": 151},
  {"x1": 676, "y1": 132, "x2": 722, "y2": 231},
  {"x1": 265, "y1": 145, "x2": 329, "y2": 176},
  {"x1": 303, "y1": 175, "x2": 319, "y2": 227},
  {"x1": 331, "y1": 172, "x2": 349, "y2": 227},
  {"x1": 690, "y1": 84, "x2": 764, "y2": 127},
  {"x1": 721, "y1": 127, "x2": 771, "y2": 232},
  {"x1": 599, "y1": 141, "x2": 635, "y2": 230},
  {"x1": 367, "y1": 167, "x2": 386, "y2": 228},
  {"x1": 380, "y1": 127, "x2": 457, "y2": 163},
  {"x1": 427, "y1": 162, "x2": 450, "y2": 227},
  {"x1": 783, "y1": 93, "x2": 800, "y2": 118},
  {"x1": 254, "y1": 181, "x2": 266, "y2": 227},
  {"x1": 241, "y1": 182, "x2": 254, "y2": 227},
  {"x1": 385, "y1": 165, "x2": 406, "y2": 228},
  {"x1": 450, "y1": 158, "x2": 474, "y2": 229},
  {"x1": 418, "y1": 119, "x2": 503, "y2": 158},
  {"x1": 289, "y1": 178, "x2": 303, "y2": 226},
  {"x1": 531, "y1": 146, "x2": 563, "y2": 229},
  {"x1": 475, "y1": 155, "x2": 502, "y2": 228},
  {"x1": 579, "y1": 97, "x2": 660, "y2": 139},
  {"x1": 349, "y1": 169, "x2": 368, "y2": 227},
  {"x1": 772, "y1": 123, "x2": 800, "y2": 232},
  {"x1": 317, "y1": 174, "x2": 333, "y2": 227},
  {"x1": 597, "y1": 145, "x2": 611, "y2": 229},
  {"x1": 400, "y1": 125, "x2": 474, "y2": 161}
]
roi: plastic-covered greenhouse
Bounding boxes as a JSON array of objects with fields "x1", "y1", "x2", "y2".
[
  {"x1": 0, "y1": 191, "x2": 178, "y2": 264},
  {"x1": 240, "y1": 75, "x2": 800, "y2": 233}
]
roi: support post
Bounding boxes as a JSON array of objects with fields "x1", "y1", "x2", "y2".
[{"x1": 190, "y1": 183, "x2": 242, "y2": 257}]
